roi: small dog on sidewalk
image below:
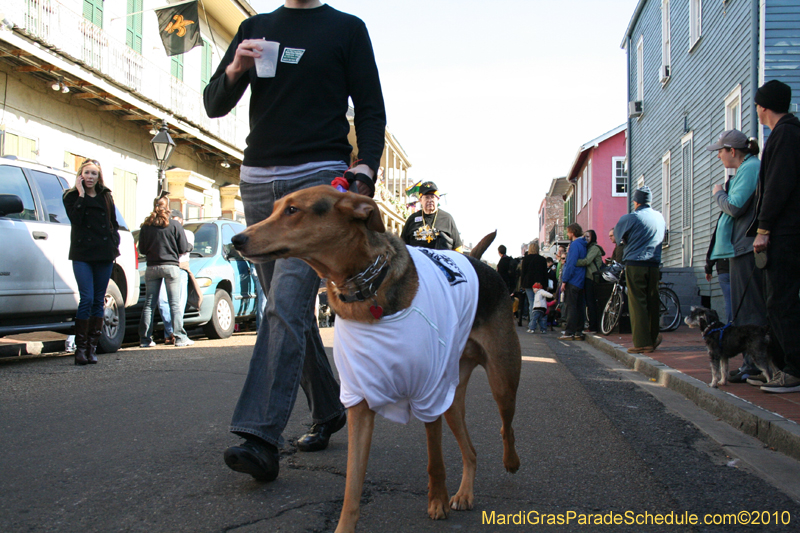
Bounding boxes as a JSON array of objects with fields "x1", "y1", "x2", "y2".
[{"x1": 684, "y1": 306, "x2": 776, "y2": 388}]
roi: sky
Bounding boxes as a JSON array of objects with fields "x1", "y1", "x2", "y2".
[{"x1": 249, "y1": 0, "x2": 641, "y2": 254}]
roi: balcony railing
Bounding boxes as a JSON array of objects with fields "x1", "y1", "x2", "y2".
[{"x1": 5, "y1": 0, "x2": 247, "y2": 151}]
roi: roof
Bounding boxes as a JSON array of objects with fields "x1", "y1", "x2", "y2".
[
  {"x1": 621, "y1": 0, "x2": 648, "y2": 48},
  {"x1": 547, "y1": 177, "x2": 570, "y2": 197},
  {"x1": 566, "y1": 124, "x2": 626, "y2": 181}
]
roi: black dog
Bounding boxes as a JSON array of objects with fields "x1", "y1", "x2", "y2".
[{"x1": 683, "y1": 306, "x2": 776, "y2": 388}]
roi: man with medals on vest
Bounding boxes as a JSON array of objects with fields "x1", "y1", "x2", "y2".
[{"x1": 401, "y1": 181, "x2": 463, "y2": 252}]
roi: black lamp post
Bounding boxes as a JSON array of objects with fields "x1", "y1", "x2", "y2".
[{"x1": 150, "y1": 120, "x2": 175, "y2": 194}]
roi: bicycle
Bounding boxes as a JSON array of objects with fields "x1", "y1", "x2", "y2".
[{"x1": 599, "y1": 262, "x2": 681, "y2": 335}]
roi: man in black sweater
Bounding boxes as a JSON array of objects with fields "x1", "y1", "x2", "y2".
[
  {"x1": 750, "y1": 80, "x2": 800, "y2": 394},
  {"x1": 401, "y1": 181, "x2": 463, "y2": 251},
  {"x1": 203, "y1": 0, "x2": 386, "y2": 481}
]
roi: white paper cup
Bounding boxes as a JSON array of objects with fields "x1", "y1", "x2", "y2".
[{"x1": 254, "y1": 41, "x2": 280, "y2": 78}]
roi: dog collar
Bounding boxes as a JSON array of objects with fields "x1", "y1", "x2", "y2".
[{"x1": 332, "y1": 253, "x2": 390, "y2": 305}]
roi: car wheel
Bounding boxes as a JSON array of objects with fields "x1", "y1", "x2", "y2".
[
  {"x1": 203, "y1": 289, "x2": 234, "y2": 339},
  {"x1": 97, "y1": 280, "x2": 125, "y2": 354}
]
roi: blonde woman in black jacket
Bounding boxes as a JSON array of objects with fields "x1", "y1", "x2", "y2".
[{"x1": 62, "y1": 159, "x2": 120, "y2": 365}]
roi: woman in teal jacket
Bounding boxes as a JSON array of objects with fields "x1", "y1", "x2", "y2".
[{"x1": 706, "y1": 130, "x2": 766, "y2": 381}]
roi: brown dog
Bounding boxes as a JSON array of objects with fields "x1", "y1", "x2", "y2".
[{"x1": 231, "y1": 185, "x2": 521, "y2": 533}]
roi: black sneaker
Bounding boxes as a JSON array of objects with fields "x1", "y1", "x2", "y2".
[
  {"x1": 224, "y1": 439, "x2": 279, "y2": 482},
  {"x1": 297, "y1": 412, "x2": 347, "y2": 452}
]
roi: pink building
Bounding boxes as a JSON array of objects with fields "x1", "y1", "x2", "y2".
[{"x1": 566, "y1": 124, "x2": 627, "y2": 258}]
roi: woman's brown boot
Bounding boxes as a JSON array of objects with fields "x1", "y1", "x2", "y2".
[
  {"x1": 86, "y1": 316, "x2": 104, "y2": 364},
  {"x1": 73, "y1": 318, "x2": 90, "y2": 365}
]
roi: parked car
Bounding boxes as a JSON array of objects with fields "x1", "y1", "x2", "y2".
[
  {"x1": 128, "y1": 218, "x2": 258, "y2": 340},
  {"x1": 0, "y1": 156, "x2": 140, "y2": 353}
]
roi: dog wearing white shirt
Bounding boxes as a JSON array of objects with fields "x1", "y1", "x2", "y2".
[{"x1": 231, "y1": 185, "x2": 521, "y2": 533}]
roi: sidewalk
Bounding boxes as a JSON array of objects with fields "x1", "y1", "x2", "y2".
[{"x1": 584, "y1": 324, "x2": 800, "y2": 461}]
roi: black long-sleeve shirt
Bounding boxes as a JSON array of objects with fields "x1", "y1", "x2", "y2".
[
  {"x1": 751, "y1": 114, "x2": 800, "y2": 236},
  {"x1": 203, "y1": 5, "x2": 386, "y2": 172},
  {"x1": 138, "y1": 219, "x2": 190, "y2": 267}
]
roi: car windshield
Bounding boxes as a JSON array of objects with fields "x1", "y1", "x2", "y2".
[{"x1": 184, "y1": 223, "x2": 218, "y2": 257}]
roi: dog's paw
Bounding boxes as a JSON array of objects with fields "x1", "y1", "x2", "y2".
[
  {"x1": 503, "y1": 449, "x2": 520, "y2": 474},
  {"x1": 709, "y1": 381, "x2": 718, "y2": 388},
  {"x1": 450, "y1": 492, "x2": 474, "y2": 511},
  {"x1": 428, "y1": 497, "x2": 449, "y2": 520}
]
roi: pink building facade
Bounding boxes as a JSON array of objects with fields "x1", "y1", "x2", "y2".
[{"x1": 567, "y1": 125, "x2": 628, "y2": 259}]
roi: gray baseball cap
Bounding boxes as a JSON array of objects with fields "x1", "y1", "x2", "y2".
[{"x1": 706, "y1": 129, "x2": 748, "y2": 151}]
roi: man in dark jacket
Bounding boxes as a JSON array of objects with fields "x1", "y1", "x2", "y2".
[
  {"x1": 750, "y1": 80, "x2": 800, "y2": 394},
  {"x1": 401, "y1": 181, "x2": 462, "y2": 251},
  {"x1": 496, "y1": 245, "x2": 512, "y2": 293},
  {"x1": 558, "y1": 223, "x2": 587, "y2": 341}
]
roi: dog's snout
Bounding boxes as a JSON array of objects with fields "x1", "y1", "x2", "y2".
[{"x1": 231, "y1": 232, "x2": 248, "y2": 249}]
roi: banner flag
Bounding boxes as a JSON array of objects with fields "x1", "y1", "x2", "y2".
[{"x1": 156, "y1": 1, "x2": 201, "y2": 56}]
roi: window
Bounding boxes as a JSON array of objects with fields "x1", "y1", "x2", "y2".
[
  {"x1": 576, "y1": 177, "x2": 582, "y2": 212},
  {"x1": 690, "y1": 0, "x2": 702, "y2": 50},
  {"x1": 1, "y1": 132, "x2": 37, "y2": 160},
  {"x1": 661, "y1": 0, "x2": 671, "y2": 82},
  {"x1": 126, "y1": 0, "x2": 143, "y2": 54},
  {"x1": 186, "y1": 200, "x2": 203, "y2": 220},
  {"x1": 83, "y1": 0, "x2": 104, "y2": 28},
  {"x1": 725, "y1": 84, "x2": 742, "y2": 131},
  {"x1": 583, "y1": 161, "x2": 592, "y2": 205},
  {"x1": 201, "y1": 39, "x2": 212, "y2": 89},
  {"x1": 681, "y1": 133, "x2": 693, "y2": 230},
  {"x1": 171, "y1": 53, "x2": 184, "y2": 81},
  {"x1": 29, "y1": 170, "x2": 69, "y2": 224},
  {"x1": 112, "y1": 168, "x2": 138, "y2": 226},
  {"x1": 636, "y1": 36, "x2": 644, "y2": 102},
  {"x1": 662, "y1": 152, "x2": 671, "y2": 238},
  {"x1": 612, "y1": 157, "x2": 627, "y2": 197},
  {"x1": 0, "y1": 166, "x2": 37, "y2": 220}
]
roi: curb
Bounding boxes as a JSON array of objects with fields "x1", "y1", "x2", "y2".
[{"x1": 585, "y1": 334, "x2": 800, "y2": 463}]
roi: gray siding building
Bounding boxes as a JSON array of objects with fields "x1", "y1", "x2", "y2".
[{"x1": 622, "y1": 0, "x2": 800, "y2": 314}]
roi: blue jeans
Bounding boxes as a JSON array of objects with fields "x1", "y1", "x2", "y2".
[
  {"x1": 718, "y1": 272, "x2": 732, "y2": 324},
  {"x1": 139, "y1": 264, "x2": 188, "y2": 344},
  {"x1": 531, "y1": 310, "x2": 548, "y2": 332},
  {"x1": 233, "y1": 172, "x2": 344, "y2": 448},
  {"x1": 525, "y1": 289, "x2": 536, "y2": 330},
  {"x1": 158, "y1": 268, "x2": 188, "y2": 338},
  {"x1": 72, "y1": 261, "x2": 113, "y2": 319}
]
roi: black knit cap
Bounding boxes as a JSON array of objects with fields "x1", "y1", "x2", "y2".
[{"x1": 755, "y1": 80, "x2": 792, "y2": 113}]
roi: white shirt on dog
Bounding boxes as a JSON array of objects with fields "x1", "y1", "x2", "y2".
[{"x1": 333, "y1": 246, "x2": 479, "y2": 424}]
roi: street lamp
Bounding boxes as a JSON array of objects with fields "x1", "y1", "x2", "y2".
[{"x1": 150, "y1": 120, "x2": 175, "y2": 194}]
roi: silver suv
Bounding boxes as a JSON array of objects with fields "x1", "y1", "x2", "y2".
[{"x1": 0, "y1": 157, "x2": 139, "y2": 353}]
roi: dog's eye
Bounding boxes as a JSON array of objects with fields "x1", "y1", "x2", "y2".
[{"x1": 284, "y1": 205, "x2": 299, "y2": 216}]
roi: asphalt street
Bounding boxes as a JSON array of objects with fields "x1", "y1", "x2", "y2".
[{"x1": 2, "y1": 327, "x2": 800, "y2": 532}]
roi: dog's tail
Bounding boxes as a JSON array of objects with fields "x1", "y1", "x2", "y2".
[{"x1": 470, "y1": 230, "x2": 497, "y2": 260}]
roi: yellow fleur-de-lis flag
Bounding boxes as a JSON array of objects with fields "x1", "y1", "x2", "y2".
[{"x1": 156, "y1": 1, "x2": 202, "y2": 56}]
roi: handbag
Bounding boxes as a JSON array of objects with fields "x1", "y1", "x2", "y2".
[{"x1": 185, "y1": 268, "x2": 204, "y2": 310}]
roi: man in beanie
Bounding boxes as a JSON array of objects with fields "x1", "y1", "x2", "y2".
[
  {"x1": 750, "y1": 80, "x2": 800, "y2": 393},
  {"x1": 614, "y1": 186, "x2": 665, "y2": 353},
  {"x1": 401, "y1": 181, "x2": 463, "y2": 251}
]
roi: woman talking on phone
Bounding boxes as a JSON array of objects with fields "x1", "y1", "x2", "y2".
[{"x1": 62, "y1": 159, "x2": 121, "y2": 365}]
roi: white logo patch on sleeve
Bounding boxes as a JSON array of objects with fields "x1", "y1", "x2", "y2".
[{"x1": 281, "y1": 48, "x2": 305, "y2": 64}]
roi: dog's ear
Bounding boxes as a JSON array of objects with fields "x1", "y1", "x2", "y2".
[
  {"x1": 707, "y1": 308, "x2": 720, "y2": 324},
  {"x1": 335, "y1": 193, "x2": 386, "y2": 233}
]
